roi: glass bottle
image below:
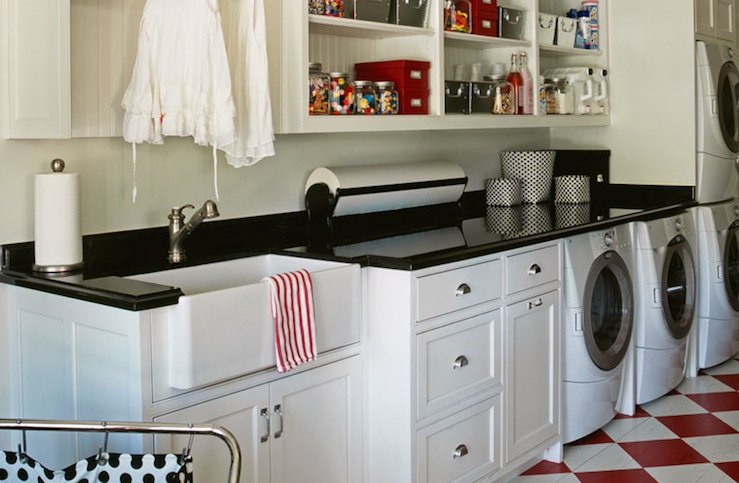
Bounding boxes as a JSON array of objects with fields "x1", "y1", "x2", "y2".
[
  {"x1": 308, "y1": 63, "x2": 329, "y2": 115},
  {"x1": 519, "y1": 52, "x2": 533, "y2": 115},
  {"x1": 506, "y1": 53, "x2": 524, "y2": 114},
  {"x1": 487, "y1": 65, "x2": 515, "y2": 115},
  {"x1": 444, "y1": 0, "x2": 473, "y2": 33},
  {"x1": 354, "y1": 81, "x2": 378, "y2": 115},
  {"x1": 375, "y1": 81, "x2": 399, "y2": 115},
  {"x1": 329, "y1": 72, "x2": 354, "y2": 115}
]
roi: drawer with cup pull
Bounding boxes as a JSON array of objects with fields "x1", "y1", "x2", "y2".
[
  {"x1": 506, "y1": 244, "x2": 560, "y2": 296},
  {"x1": 416, "y1": 259, "x2": 502, "y2": 321},
  {"x1": 416, "y1": 395, "x2": 501, "y2": 483},
  {"x1": 416, "y1": 309, "x2": 501, "y2": 419}
]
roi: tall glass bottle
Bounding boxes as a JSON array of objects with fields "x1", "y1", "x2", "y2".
[
  {"x1": 519, "y1": 52, "x2": 533, "y2": 114},
  {"x1": 506, "y1": 53, "x2": 523, "y2": 114}
]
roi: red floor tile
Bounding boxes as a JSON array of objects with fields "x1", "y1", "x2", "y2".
[
  {"x1": 687, "y1": 391, "x2": 739, "y2": 412},
  {"x1": 575, "y1": 469, "x2": 658, "y2": 483},
  {"x1": 619, "y1": 439, "x2": 710, "y2": 467},
  {"x1": 713, "y1": 374, "x2": 739, "y2": 391},
  {"x1": 567, "y1": 428, "x2": 614, "y2": 445},
  {"x1": 520, "y1": 460, "x2": 570, "y2": 475},
  {"x1": 656, "y1": 413, "x2": 737, "y2": 437},
  {"x1": 616, "y1": 407, "x2": 650, "y2": 419},
  {"x1": 716, "y1": 461, "x2": 739, "y2": 480}
]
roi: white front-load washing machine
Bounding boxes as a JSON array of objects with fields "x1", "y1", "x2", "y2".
[
  {"x1": 562, "y1": 224, "x2": 635, "y2": 444},
  {"x1": 696, "y1": 40, "x2": 739, "y2": 204},
  {"x1": 694, "y1": 201, "x2": 739, "y2": 369},
  {"x1": 629, "y1": 211, "x2": 697, "y2": 409}
]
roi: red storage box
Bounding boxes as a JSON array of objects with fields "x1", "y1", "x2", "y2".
[
  {"x1": 472, "y1": 8, "x2": 498, "y2": 36},
  {"x1": 471, "y1": 0, "x2": 497, "y2": 13},
  {"x1": 354, "y1": 60, "x2": 431, "y2": 90},
  {"x1": 397, "y1": 87, "x2": 429, "y2": 115}
]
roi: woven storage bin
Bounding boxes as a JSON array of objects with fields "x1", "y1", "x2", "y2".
[
  {"x1": 554, "y1": 175, "x2": 590, "y2": 203},
  {"x1": 486, "y1": 178, "x2": 522, "y2": 206},
  {"x1": 500, "y1": 150, "x2": 556, "y2": 203}
]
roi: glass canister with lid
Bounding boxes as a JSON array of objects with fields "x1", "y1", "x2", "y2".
[
  {"x1": 329, "y1": 72, "x2": 354, "y2": 115},
  {"x1": 444, "y1": 0, "x2": 473, "y2": 33},
  {"x1": 546, "y1": 78, "x2": 574, "y2": 114},
  {"x1": 375, "y1": 81, "x2": 399, "y2": 115},
  {"x1": 309, "y1": 62, "x2": 329, "y2": 115},
  {"x1": 487, "y1": 64, "x2": 516, "y2": 115},
  {"x1": 354, "y1": 81, "x2": 378, "y2": 115},
  {"x1": 323, "y1": 0, "x2": 345, "y2": 17},
  {"x1": 308, "y1": 0, "x2": 325, "y2": 14}
]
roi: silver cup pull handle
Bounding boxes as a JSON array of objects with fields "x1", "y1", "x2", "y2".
[
  {"x1": 528, "y1": 264, "x2": 542, "y2": 276},
  {"x1": 453, "y1": 355, "x2": 469, "y2": 369},
  {"x1": 455, "y1": 283, "x2": 471, "y2": 297},
  {"x1": 453, "y1": 444, "x2": 469, "y2": 459}
]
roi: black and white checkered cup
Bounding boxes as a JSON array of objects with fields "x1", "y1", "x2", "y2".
[
  {"x1": 486, "y1": 178, "x2": 522, "y2": 206},
  {"x1": 500, "y1": 150, "x2": 556, "y2": 203},
  {"x1": 554, "y1": 175, "x2": 590, "y2": 204}
]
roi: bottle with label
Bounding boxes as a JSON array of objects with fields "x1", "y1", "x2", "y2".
[
  {"x1": 506, "y1": 53, "x2": 523, "y2": 114},
  {"x1": 519, "y1": 52, "x2": 533, "y2": 115}
]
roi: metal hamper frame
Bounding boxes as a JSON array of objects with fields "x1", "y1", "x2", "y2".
[{"x1": 0, "y1": 418, "x2": 241, "y2": 483}]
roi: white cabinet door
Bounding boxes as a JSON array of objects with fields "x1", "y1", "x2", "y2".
[
  {"x1": 269, "y1": 356, "x2": 362, "y2": 483},
  {"x1": 696, "y1": 0, "x2": 717, "y2": 36},
  {"x1": 155, "y1": 386, "x2": 271, "y2": 483},
  {"x1": 504, "y1": 290, "x2": 560, "y2": 463},
  {"x1": 716, "y1": 0, "x2": 735, "y2": 41},
  {"x1": 3, "y1": 0, "x2": 71, "y2": 138}
]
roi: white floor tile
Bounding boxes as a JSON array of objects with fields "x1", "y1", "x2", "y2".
[
  {"x1": 562, "y1": 443, "x2": 611, "y2": 471},
  {"x1": 640, "y1": 394, "x2": 709, "y2": 416},
  {"x1": 614, "y1": 417, "x2": 679, "y2": 442},
  {"x1": 567, "y1": 443, "x2": 640, "y2": 472},
  {"x1": 684, "y1": 434, "x2": 739, "y2": 463},
  {"x1": 646, "y1": 463, "x2": 733, "y2": 483},
  {"x1": 505, "y1": 474, "x2": 574, "y2": 483},
  {"x1": 601, "y1": 416, "x2": 650, "y2": 441},
  {"x1": 714, "y1": 410, "x2": 739, "y2": 431},
  {"x1": 676, "y1": 375, "x2": 734, "y2": 394},
  {"x1": 703, "y1": 359, "x2": 739, "y2": 376}
]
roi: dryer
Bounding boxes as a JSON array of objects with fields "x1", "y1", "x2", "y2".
[
  {"x1": 562, "y1": 225, "x2": 635, "y2": 444},
  {"x1": 630, "y1": 211, "x2": 697, "y2": 409},
  {"x1": 696, "y1": 40, "x2": 739, "y2": 203},
  {"x1": 694, "y1": 201, "x2": 739, "y2": 369}
]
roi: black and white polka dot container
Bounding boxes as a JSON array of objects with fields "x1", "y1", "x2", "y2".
[
  {"x1": 500, "y1": 150, "x2": 556, "y2": 203},
  {"x1": 485, "y1": 206, "x2": 522, "y2": 234},
  {"x1": 485, "y1": 178, "x2": 522, "y2": 206},
  {"x1": 555, "y1": 203, "x2": 591, "y2": 229},
  {"x1": 554, "y1": 175, "x2": 590, "y2": 204}
]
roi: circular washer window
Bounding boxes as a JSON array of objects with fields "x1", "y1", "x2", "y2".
[{"x1": 661, "y1": 235, "x2": 696, "y2": 340}]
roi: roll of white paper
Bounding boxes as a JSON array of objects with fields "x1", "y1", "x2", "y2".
[
  {"x1": 34, "y1": 170, "x2": 83, "y2": 271},
  {"x1": 305, "y1": 161, "x2": 467, "y2": 217}
]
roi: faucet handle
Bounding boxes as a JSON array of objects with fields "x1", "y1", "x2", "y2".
[{"x1": 169, "y1": 204, "x2": 195, "y2": 220}]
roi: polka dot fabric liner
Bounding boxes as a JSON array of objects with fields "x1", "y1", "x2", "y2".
[{"x1": 0, "y1": 451, "x2": 193, "y2": 482}]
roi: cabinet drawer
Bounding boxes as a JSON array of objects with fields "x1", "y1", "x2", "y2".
[
  {"x1": 417, "y1": 310, "x2": 501, "y2": 419},
  {"x1": 417, "y1": 259, "x2": 502, "y2": 321},
  {"x1": 506, "y1": 244, "x2": 559, "y2": 296},
  {"x1": 417, "y1": 396, "x2": 501, "y2": 483}
]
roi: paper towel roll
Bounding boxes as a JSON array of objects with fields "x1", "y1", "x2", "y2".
[
  {"x1": 305, "y1": 161, "x2": 467, "y2": 217},
  {"x1": 34, "y1": 161, "x2": 83, "y2": 272}
]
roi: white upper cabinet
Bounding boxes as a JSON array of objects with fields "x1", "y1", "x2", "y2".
[{"x1": 696, "y1": 0, "x2": 736, "y2": 44}]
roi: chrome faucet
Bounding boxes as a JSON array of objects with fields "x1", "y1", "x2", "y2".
[{"x1": 168, "y1": 200, "x2": 220, "y2": 263}]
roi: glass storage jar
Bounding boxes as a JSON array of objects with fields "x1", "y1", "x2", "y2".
[
  {"x1": 375, "y1": 81, "x2": 399, "y2": 115},
  {"x1": 308, "y1": 0, "x2": 325, "y2": 14},
  {"x1": 354, "y1": 81, "x2": 378, "y2": 115},
  {"x1": 546, "y1": 78, "x2": 574, "y2": 114},
  {"x1": 309, "y1": 63, "x2": 329, "y2": 115},
  {"x1": 329, "y1": 72, "x2": 354, "y2": 115},
  {"x1": 444, "y1": 0, "x2": 472, "y2": 33},
  {"x1": 324, "y1": 0, "x2": 344, "y2": 17},
  {"x1": 485, "y1": 71, "x2": 516, "y2": 115}
]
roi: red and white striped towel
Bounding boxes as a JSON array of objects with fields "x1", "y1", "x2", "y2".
[{"x1": 263, "y1": 269, "x2": 317, "y2": 373}]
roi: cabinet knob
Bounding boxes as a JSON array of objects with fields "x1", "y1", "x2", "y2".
[
  {"x1": 453, "y1": 444, "x2": 469, "y2": 459},
  {"x1": 453, "y1": 355, "x2": 469, "y2": 369},
  {"x1": 528, "y1": 264, "x2": 542, "y2": 276},
  {"x1": 455, "y1": 283, "x2": 472, "y2": 297},
  {"x1": 260, "y1": 407, "x2": 270, "y2": 443},
  {"x1": 273, "y1": 404, "x2": 284, "y2": 439},
  {"x1": 528, "y1": 298, "x2": 544, "y2": 310}
]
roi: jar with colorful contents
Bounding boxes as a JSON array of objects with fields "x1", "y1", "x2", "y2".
[
  {"x1": 324, "y1": 0, "x2": 344, "y2": 17},
  {"x1": 309, "y1": 63, "x2": 329, "y2": 115},
  {"x1": 354, "y1": 81, "x2": 378, "y2": 115},
  {"x1": 308, "y1": 0, "x2": 324, "y2": 14},
  {"x1": 329, "y1": 72, "x2": 354, "y2": 115},
  {"x1": 375, "y1": 81, "x2": 399, "y2": 115},
  {"x1": 444, "y1": 0, "x2": 472, "y2": 33}
]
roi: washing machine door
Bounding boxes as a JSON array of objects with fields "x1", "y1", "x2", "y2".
[
  {"x1": 717, "y1": 59, "x2": 739, "y2": 153},
  {"x1": 661, "y1": 235, "x2": 696, "y2": 340},
  {"x1": 724, "y1": 220, "x2": 739, "y2": 310},
  {"x1": 583, "y1": 250, "x2": 634, "y2": 371}
]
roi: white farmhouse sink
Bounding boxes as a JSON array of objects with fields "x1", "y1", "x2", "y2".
[{"x1": 127, "y1": 254, "x2": 361, "y2": 389}]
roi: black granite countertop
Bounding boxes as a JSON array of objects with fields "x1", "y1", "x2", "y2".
[{"x1": 0, "y1": 182, "x2": 696, "y2": 311}]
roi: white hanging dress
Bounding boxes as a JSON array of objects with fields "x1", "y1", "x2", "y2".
[{"x1": 121, "y1": 0, "x2": 236, "y2": 201}]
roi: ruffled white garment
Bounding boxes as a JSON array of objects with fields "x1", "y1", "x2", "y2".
[
  {"x1": 220, "y1": 0, "x2": 275, "y2": 167},
  {"x1": 121, "y1": 0, "x2": 236, "y2": 201}
]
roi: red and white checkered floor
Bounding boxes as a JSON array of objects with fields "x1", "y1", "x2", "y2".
[{"x1": 511, "y1": 357, "x2": 739, "y2": 483}]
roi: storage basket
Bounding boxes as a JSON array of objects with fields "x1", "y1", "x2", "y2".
[
  {"x1": 538, "y1": 13, "x2": 557, "y2": 45},
  {"x1": 486, "y1": 178, "x2": 522, "y2": 206},
  {"x1": 554, "y1": 175, "x2": 590, "y2": 203},
  {"x1": 500, "y1": 150, "x2": 556, "y2": 203}
]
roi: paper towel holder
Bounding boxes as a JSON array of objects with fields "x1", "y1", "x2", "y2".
[{"x1": 32, "y1": 158, "x2": 85, "y2": 274}]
